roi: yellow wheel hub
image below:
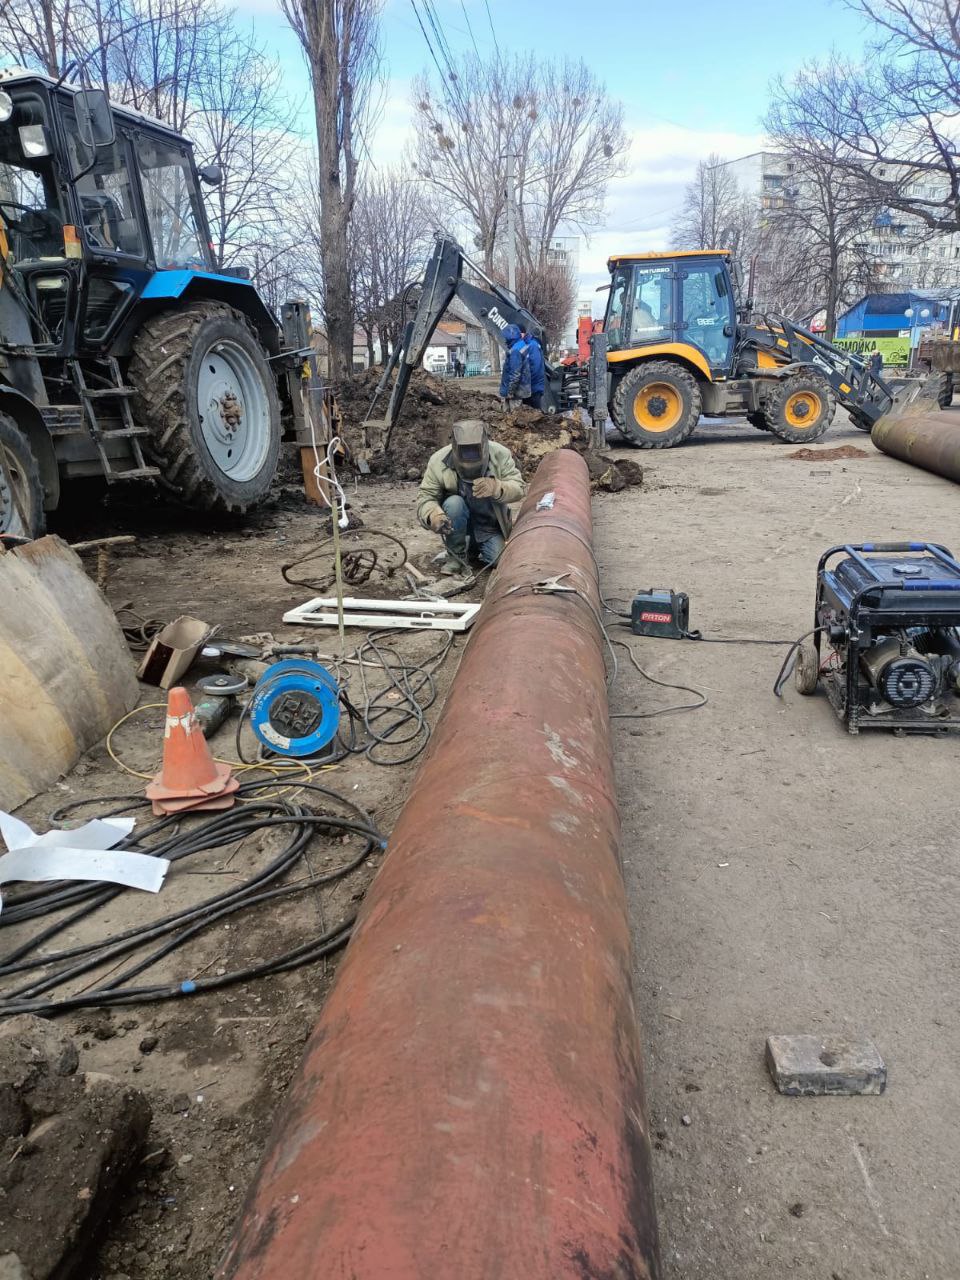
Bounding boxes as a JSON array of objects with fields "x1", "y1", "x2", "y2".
[
  {"x1": 784, "y1": 390, "x2": 823, "y2": 428},
  {"x1": 633, "y1": 381, "x2": 683, "y2": 432}
]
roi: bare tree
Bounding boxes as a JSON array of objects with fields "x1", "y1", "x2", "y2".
[
  {"x1": 280, "y1": 0, "x2": 382, "y2": 379},
  {"x1": 514, "y1": 259, "x2": 576, "y2": 351},
  {"x1": 411, "y1": 53, "x2": 627, "y2": 274},
  {"x1": 766, "y1": 92, "x2": 885, "y2": 336},
  {"x1": 352, "y1": 169, "x2": 433, "y2": 361},
  {"x1": 767, "y1": 2, "x2": 960, "y2": 233},
  {"x1": 675, "y1": 155, "x2": 743, "y2": 249}
]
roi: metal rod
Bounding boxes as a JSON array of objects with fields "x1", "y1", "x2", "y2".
[{"x1": 217, "y1": 449, "x2": 662, "y2": 1280}]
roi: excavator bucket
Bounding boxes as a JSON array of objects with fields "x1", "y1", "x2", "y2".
[{"x1": 0, "y1": 536, "x2": 139, "y2": 811}]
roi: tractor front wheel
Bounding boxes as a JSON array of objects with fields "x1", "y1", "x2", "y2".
[
  {"x1": 612, "y1": 361, "x2": 702, "y2": 449},
  {"x1": 129, "y1": 302, "x2": 281, "y2": 513},
  {"x1": 763, "y1": 374, "x2": 836, "y2": 444},
  {"x1": 0, "y1": 413, "x2": 44, "y2": 539}
]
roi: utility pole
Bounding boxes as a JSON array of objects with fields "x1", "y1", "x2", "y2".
[{"x1": 505, "y1": 151, "x2": 517, "y2": 295}]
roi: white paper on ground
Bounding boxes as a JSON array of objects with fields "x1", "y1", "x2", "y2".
[{"x1": 0, "y1": 811, "x2": 169, "y2": 911}]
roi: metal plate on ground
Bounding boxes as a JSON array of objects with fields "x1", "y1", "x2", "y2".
[{"x1": 283, "y1": 597, "x2": 481, "y2": 632}]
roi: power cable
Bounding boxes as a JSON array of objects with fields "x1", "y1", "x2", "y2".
[
  {"x1": 609, "y1": 638, "x2": 708, "y2": 719},
  {"x1": 459, "y1": 0, "x2": 482, "y2": 59},
  {"x1": 0, "y1": 780, "x2": 383, "y2": 1017}
]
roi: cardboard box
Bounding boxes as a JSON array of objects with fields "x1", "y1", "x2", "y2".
[{"x1": 137, "y1": 616, "x2": 213, "y2": 689}]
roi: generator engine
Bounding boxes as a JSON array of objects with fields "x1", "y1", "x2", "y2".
[{"x1": 798, "y1": 542, "x2": 960, "y2": 733}]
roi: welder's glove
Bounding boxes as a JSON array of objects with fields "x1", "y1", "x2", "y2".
[
  {"x1": 428, "y1": 509, "x2": 453, "y2": 535},
  {"x1": 472, "y1": 477, "x2": 501, "y2": 500}
]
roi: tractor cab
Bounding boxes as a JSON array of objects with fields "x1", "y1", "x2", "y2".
[
  {"x1": 603, "y1": 251, "x2": 738, "y2": 378},
  {"x1": 0, "y1": 68, "x2": 217, "y2": 355}
]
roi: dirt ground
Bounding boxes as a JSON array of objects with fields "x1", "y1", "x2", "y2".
[
  {"x1": 5, "y1": 474, "x2": 470, "y2": 1280},
  {"x1": 598, "y1": 409, "x2": 960, "y2": 1279},
  {"x1": 6, "y1": 391, "x2": 959, "y2": 1279}
]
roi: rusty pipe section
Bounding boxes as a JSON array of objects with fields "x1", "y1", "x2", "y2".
[
  {"x1": 218, "y1": 449, "x2": 661, "y2": 1280},
  {"x1": 872, "y1": 413, "x2": 960, "y2": 483}
]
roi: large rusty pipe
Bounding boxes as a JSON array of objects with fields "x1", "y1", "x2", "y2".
[
  {"x1": 872, "y1": 412, "x2": 960, "y2": 482},
  {"x1": 218, "y1": 449, "x2": 661, "y2": 1280}
]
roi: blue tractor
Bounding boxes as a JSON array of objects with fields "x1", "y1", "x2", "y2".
[{"x1": 0, "y1": 68, "x2": 307, "y2": 537}]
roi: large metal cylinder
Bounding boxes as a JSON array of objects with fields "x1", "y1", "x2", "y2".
[
  {"x1": 217, "y1": 449, "x2": 660, "y2": 1280},
  {"x1": 872, "y1": 413, "x2": 960, "y2": 483}
]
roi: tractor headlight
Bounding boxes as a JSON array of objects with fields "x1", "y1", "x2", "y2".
[
  {"x1": 19, "y1": 124, "x2": 51, "y2": 158},
  {"x1": 0, "y1": 91, "x2": 13, "y2": 123}
]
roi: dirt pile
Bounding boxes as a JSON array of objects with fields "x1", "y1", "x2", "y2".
[
  {"x1": 787, "y1": 444, "x2": 869, "y2": 461},
  {"x1": 335, "y1": 369, "x2": 643, "y2": 492}
]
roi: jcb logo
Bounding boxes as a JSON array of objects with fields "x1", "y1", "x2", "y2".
[{"x1": 488, "y1": 306, "x2": 508, "y2": 330}]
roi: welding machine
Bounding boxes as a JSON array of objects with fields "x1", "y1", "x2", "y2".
[
  {"x1": 630, "y1": 589, "x2": 690, "y2": 639},
  {"x1": 796, "y1": 542, "x2": 960, "y2": 733}
]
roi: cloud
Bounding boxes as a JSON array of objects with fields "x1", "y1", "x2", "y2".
[{"x1": 574, "y1": 120, "x2": 766, "y2": 304}]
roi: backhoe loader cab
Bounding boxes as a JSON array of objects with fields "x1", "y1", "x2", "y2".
[
  {"x1": 599, "y1": 249, "x2": 898, "y2": 449},
  {"x1": 0, "y1": 68, "x2": 303, "y2": 537}
]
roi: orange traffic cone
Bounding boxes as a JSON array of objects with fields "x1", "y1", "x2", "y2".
[{"x1": 145, "y1": 686, "x2": 239, "y2": 816}]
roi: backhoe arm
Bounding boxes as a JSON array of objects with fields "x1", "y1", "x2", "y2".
[{"x1": 374, "y1": 235, "x2": 551, "y2": 450}]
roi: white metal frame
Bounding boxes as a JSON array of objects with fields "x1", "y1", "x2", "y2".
[{"x1": 283, "y1": 596, "x2": 481, "y2": 633}]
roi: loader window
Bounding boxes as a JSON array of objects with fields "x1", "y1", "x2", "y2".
[
  {"x1": 605, "y1": 268, "x2": 630, "y2": 350},
  {"x1": 630, "y1": 268, "x2": 673, "y2": 343},
  {"x1": 605, "y1": 265, "x2": 674, "y2": 350},
  {"x1": 681, "y1": 266, "x2": 731, "y2": 368},
  {"x1": 136, "y1": 138, "x2": 208, "y2": 270}
]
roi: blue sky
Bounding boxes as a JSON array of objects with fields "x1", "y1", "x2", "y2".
[{"x1": 240, "y1": 0, "x2": 873, "y2": 293}]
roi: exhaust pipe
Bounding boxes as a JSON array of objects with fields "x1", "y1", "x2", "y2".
[{"x1": 217, "y1": 449, "x2": 661, "y2": 1280}]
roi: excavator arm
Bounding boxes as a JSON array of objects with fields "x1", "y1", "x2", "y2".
[{"x1": 367, "y1": 235, "x2": 566, "y2": 451}]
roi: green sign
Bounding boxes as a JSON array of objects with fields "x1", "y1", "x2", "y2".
[{"x1": 835, "y1": 335, "x2": 911, "y2": 365}]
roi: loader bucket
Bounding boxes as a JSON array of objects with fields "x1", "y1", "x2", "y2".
[
  {"x1": 0, "y1": 536, "x2": 139, "y2": 811},
  {"x1": 879, "y1": 371, "x2": 948, "y2": 425}
]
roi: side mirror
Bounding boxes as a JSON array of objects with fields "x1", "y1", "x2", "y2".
[
  {"x1": 74, "y1": 89, "x2": 115, "y2": 150},
  {"x1": 199, "y1": 163, "x2": 223, "y2": 187}
]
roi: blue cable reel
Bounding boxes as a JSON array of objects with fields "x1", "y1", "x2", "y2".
[{"x1": 249, "y1": 658, "x2": 341, "y2": 758}]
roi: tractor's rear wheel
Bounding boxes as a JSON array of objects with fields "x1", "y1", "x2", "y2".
[
  {"x1": 937, "y1": 371, "x2": 953, "y2": 409},
  {"x1": 128, "y1": 302, "x2": 281, "y2": 513},
  {"x1": 763, "y1": 374, "x2": 836, "y2": 443},
  {"x1": 612, "y1": 361, "x2": 701, "y2": 449},
  {"x1": 0, "y1": 413, "x2": 44, "y2": 539}
]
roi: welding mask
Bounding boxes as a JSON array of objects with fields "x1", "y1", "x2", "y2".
[{"x1": 450, "y1": 419, "x2": 489, "y2": 480}]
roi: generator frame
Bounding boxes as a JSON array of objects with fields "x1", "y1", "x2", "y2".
[{"x1": 813, "y1": 541, "x2": 960, "y2": 734}]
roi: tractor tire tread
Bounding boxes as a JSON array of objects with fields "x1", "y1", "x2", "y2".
[
  {"x1": 0, "y1": 411, "x2": 45, "y2": 538},
  {"x1": 762, "y1": 373, "x2": 836, "y2": 444},
  {"x1": 128, "y1": 301, "x2": 279, "y2": 514},
  {"x1": 612, "y1": 360, "x2": 702, "y2": 449}
]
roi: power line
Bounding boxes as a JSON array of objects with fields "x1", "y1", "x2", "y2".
[
  {"x1": 459, "y1": 0, "x2": 481, "y2": 59},
  {"x1": 421, "y1": 0, "x2": 472, "y2": 126},
  {"x1": 409, "y1": 0, "x2": 470, "y2": 133},
  {"x1": 482, "y1": 0, "x2": 501, "y2": 60}
]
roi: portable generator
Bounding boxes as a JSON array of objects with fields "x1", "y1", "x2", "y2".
[{"x1": 796, "y1": 542, "x2": 960, "y2": 733}]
